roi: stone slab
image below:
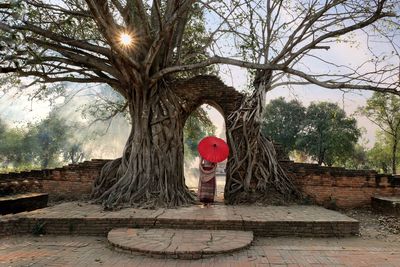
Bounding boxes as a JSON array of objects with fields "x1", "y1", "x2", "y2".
[
  {"x1": 0, "y1": 193, "x2": 48, "y2": 215},
  {"x1": 108, "y1": 228, "x2": 253, "y2": 259},
  {"x1": 0, "y1": 201, "x2": 359, "y2": 237},
  {"x1": 371, "y1": 196, "x2": 400, "y2": 214}
]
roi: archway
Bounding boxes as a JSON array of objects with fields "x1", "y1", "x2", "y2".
[
  {"x1": 183, "y1": 103, "x2": 226, "y2": 201},
  {"x1": 172, "y1": 75, "x2": 244, "y2": 202},
  {"x1": 172, "y1": 75, "x2": 297, "y2": 205}
]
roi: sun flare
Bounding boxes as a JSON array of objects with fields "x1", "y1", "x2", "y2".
[{"x1": 119, "y1": 32, "x2": 133, "y2": 47}]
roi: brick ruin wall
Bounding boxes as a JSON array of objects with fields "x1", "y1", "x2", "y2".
[
  {"x1": 1, "y1": 158, "x2": 400, "y2": 208},
  {"x1": 0, "y1": 160, "x2": 109, "y2": 201},
  {"x1": 282, "y1": 161, "x2": 400, "y2": 208}
]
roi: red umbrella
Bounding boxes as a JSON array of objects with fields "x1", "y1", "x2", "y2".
[{"x1": 198, "y1": 136, "x2": 229, "y2": 163}]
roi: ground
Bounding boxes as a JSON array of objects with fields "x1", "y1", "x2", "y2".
[
  {"x1": 0, "y1": 203, "x2": 400, "y2": 266},
  {"x1": 344, "y1": 207, "x2": 400, "y2": 243},
  {"x1": 1, "y1": 235, "x2": 400, "y2": 266}
]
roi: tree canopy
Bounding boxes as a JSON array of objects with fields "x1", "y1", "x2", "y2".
[
  {"x1": 367, "y1": 132, "x2": 396, "y2": 173},
  {"x1": 297, "y1": 102, "x2": 360, "y2": 166},
  {"x1": 0, "y1": 111, "x2": 90, "y2": 172},
  {"x1": 183, "y1": 107, "x2": 216, "y2": 162},
  {"x1": 261, "y1": 99, "x2": 361, "y2": 167},
  {"x1": 358, "y1": 92, "x2": 400, "y2": 174},
  {"x1": 1, "y1": 0, "x2": 398, "y2": 95},
  {"x1": 262, "y1": 97, "x2": 305, "y2": 152}
]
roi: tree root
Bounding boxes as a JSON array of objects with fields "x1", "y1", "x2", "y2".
[{"x1": 225, "y1": 80, "x2": 301, "y2": 204}]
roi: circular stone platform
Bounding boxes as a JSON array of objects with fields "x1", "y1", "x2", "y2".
[{"x1": 108, "y1": 228, "x2": 253, "y2": 259}]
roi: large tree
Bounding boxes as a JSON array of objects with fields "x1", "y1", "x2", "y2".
[
  {"x1": 367, "y1": 132, "x2": 395, "y2": 173},
  {"x1": 359, "y1": 92, "x2": 400, "y2": 174},
  {"x1": 297, "y1": 102, "x2": 360, "y2": 166},
  {"x1": 262, "y1": 97, "x2": 305, "y2": 153},
  {"x1": 0, "y1": 112, "x2": 85, "y2": 170},
  {"x1": 1, "y1": 0, "x2": 399, "y2": 208}
]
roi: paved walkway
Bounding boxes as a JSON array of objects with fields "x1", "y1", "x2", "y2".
[
  {"x1": 1, "y1": 235, "x2": 400, "y2": 266},
  {"x1": 108, "y1": 228, "x2": 253, "y2": 259}
]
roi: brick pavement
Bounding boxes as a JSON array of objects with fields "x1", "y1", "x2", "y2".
[
  {"x1": 108, "y1": 228, "x2": 253, "y2": 259},
  {"x1": 1, "y1": 235, "x2": 400, "y2": 266},
  {"x1": 0, "y1": 202, "x2": 359, "y2": 237}
]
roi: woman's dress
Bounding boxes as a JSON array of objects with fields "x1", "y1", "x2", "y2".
[{"x1": 198, "y1": 159, "x2": 217, "y2": 203}]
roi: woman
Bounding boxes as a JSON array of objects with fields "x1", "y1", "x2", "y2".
[{"x1": 198, "y1": 157, "x2": 217, "y2": 206}]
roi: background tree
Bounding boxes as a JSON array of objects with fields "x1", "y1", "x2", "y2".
[
  {"x1": 0, "y1": 118, "x2": 8, "y2": 166},
  {"x1": 0, "y1": 126, "x2": 27, "y2": 168},
  {"x1": 1, "y1": 0, "x2": 399, "y2": 208},
  {"x1": 63, "y1": 143, "x2": 87, "y2": 164},
  {"x1": 262, "y1": 97, "x2": 305, "y2": 153},
  {"x1": 183, "y1": 108, "x2": 216, "y2": 162},
  {"x1": 367, "y1": 132, "x2": 397, "y2": 173},
  {"x1": 341, "y1": 144, "x2": 370, "y2": 170},
  {"x1": 26, "y1": 114, "x2": 71, "y2": 168},
  {"x1": 359, "y1": 92, "x2": 400, "y2": 174},
  {"x1": 0, "y1": 118, "x2": 6, "y2": 137},
  {"x1": 0, "y1": 111, "x2": 90, "y2": 172},
  {"x1": 297, "y1": 102, "x2": 361, "y2": 166}
]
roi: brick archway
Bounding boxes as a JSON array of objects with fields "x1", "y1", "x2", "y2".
[
  {"x1": 173, "y1": 75, "x2": 288, "y2": 176},
  {"x1": 173, "y1": 75, "x2": 244, "y2": 199},
  {"x1": 172, "y1": 75, "x2": 244, "y2": 122}
]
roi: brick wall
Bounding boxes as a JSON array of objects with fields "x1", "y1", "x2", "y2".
[
  {"x1": 172, "y1": 75, "x2": 244, "y2": 120},
  {"x1": 0, "y1": 159, "x2": 109, "y2": 200},
  {"x1": 282, "y1": 161, "x2": 400, "y2": 208},
  {"x1": 2, "y1": 158, "x2": 400, "y2": 208}
]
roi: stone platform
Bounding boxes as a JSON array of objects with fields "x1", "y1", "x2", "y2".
[
  {"x1": 0, "y1": 193, "x2": 48, "y2": 215},
  {"x1": 0, "y1": 202, "x2": 358, "y2": 237},
  {"x1": 108, "y1": 228, "x2": 253, "y2": 259},
  {"x1": 372, "y1": 196, "x2": 400, "y2": 214}
]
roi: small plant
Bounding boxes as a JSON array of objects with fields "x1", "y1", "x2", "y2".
[
  {"x1": 325, "y1": 196, "x2": 338, "y2": 210},
  {"x1": 301, "y1": 195, "x2": 314, "y2": 205},
  {"x1": 32, "y1": 221, "x2": 46, "y2": 236}
]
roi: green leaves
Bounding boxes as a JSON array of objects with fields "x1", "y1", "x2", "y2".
[
  {"x1": 262, "y1": 97, "x2": 305, "y2": 152},
  {"x1": 262, "y1": 98, "x2": 361, "y2": 166},
  {"x1": 358, "y1": 92, "x2": 400, "y2": 173},
  {"x1": 297, "y1": 102, "x2": 360, "y2": 166},
  {"x1": 0, "y1": 110, "x2": 88, "y2": 172},
  {"x1": 183, "y1": 107, "x2": 216, "y2": 161}
]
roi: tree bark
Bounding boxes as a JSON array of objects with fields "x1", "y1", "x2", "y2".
[
  {"x1": 91, "y1": 75, "x2": 299, "y2": 209},
  {"x1": 225, "y1": 72, "x2": 300, "y2": 204},
  {"x1": 91, "y1": 83, "x2": 196, "y2": 209}
]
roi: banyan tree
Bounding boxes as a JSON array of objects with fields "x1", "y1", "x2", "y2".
[{"x1": 1, "y1": 0, "x2": 399, "y2": 209}]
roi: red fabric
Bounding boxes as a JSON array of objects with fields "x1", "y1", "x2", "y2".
[{"x1": 198, "y1": 136, "x2": 229, "y2": 163}]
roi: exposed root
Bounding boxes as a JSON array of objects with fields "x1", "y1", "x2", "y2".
[
  {"x1": 90, "y1": 76, "x2": 299, "y2": 209},
  {"x1": 90, "y1": 85, "x2": 196, "y2": 209},
  {"x1": 225, "y1": 74, "x2": 301, "y2": 204}
]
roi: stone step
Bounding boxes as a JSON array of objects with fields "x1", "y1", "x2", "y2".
[
  {"x1": 0, "y1": 203, "x2": 360, "y2": 237},
  {"x1": 108, "y1": 228, "x2": 253, "y2": 259},
  {"x1": 0, "y1": 193, "x2": 48, "y2": 215},
  {"x1": 372, "y1": 196, "x2": 400, "y2": 214}
]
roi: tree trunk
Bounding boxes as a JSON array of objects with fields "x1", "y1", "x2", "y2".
[
  {"x1": 392, "y1": 138, "x2": 397, "y2": 174},
  {"x1": 91, "y1": 83, "x2": 196, "y2": 209},
  {"x1": 225, "y1": 72, "x2": 300, "y2": 204}
]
